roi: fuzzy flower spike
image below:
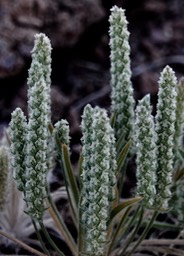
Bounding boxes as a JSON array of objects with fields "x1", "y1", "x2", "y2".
[
  {"x1": 155, "y1": 65, "x2": 177, "y2": 211},
  {"x1": 54, "y1": 119, "x2": 70, "y2": 146},
  {"x1": 109, "y1": 6, "x2": 135, "y2": 142},
  {"x1": 9, "y1": 108, "x2": 27, "y2": 192},
  {"x1": 80, "y1": 104, "x2": 117, "y2": 256},
  {"x1": 135, "y1": 94, "x2": 156, "y2": 208},
  {"x1": 25, "y1": 77, "x2": 49, "y2": 220},
  {"x1": 25, "y1": 33, "x2": 52, "y2": 220},
  {"x1": 27, "y1": 33, "x2": 52, "y2": 123}
]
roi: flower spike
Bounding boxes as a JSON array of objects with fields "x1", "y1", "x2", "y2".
[
  {"x1": 80, "y1": 104, "x2": 117, "y2": 255},
  {"x1": 9, "y1": 108, "x2": 27, "y2": 192},
  {"x1": 109, "y1": 6, "x2": 135, "y2": 142},
  {"x1": 135, "y1": 94, "x2": 156, "y2": 208},
  {"x1": 155, "y1": 65, "x2": 177, "y2": 210}
]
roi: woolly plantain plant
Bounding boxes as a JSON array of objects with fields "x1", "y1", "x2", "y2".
[{"x1": 1, "y1": 4, "x2": 184, "y2": 256}]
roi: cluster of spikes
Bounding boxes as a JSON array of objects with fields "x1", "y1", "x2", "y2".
[{"x1": 0, "y1": 5, "x2": 183, "y2": 256}]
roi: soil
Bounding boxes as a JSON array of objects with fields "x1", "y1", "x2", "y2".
[{"x1": 0, "y1": 0, "x2": 184, "y2": 255}]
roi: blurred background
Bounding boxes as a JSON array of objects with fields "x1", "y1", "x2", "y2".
[{"x1": 0, "y1": 0, "x2": 184, "y2": 164}]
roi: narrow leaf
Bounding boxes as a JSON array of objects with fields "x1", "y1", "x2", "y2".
[
  {"x1": 55, "y1": 133, "x2": 79, "y2": 225},
  {"x1": 48, "y1": 123, "x2": 54, "y2": 135},
  {"x1": 110, "y1": 112, "x2": 116, "y2": 128},
  {"x1": 78, "y1": 150, "x2": 83, "y2": 177},
  {"x1": 173, "y1": 166, "x2": 184, "y2": 182},
  {"x1": 62, "y1": 144, "x2": 79, "y2": 204},
  {"x1": 116, "y1": 130, "x2": 126, "y2": 153},
  {"x1": 117, "y1": 139, "x2": 131, "y2": 175},
  {"x1": 108, "y1": 197, "x2": 143, "y2": 225},
  {"x1": 47, "y1": 197, "x2": 77, "y2": 256},
  {"x1": 62, "y1": 144, "x2": 79, "y2": 218}
]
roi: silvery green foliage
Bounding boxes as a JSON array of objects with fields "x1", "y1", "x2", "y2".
[
  {"x1": 135, "y1": 94, "x2": 156, "y2": 208},
  {"x1": 25, "y1": 77, "x2": 49, "y2": 220},
  {"x1": 155, "y1": 66, "x2": 177, "y2": 211},
  {"x1": 27, "y1": 33, "x2": 52, "y2": 122},
  {"x1": 109, "y1": 6, "x2": 135, "y2": 141},
  {"x1": 174, "y1": 78, "x2": 184, "y2": 167},
  {"x1": 9, "y1": 108, "x2": 27, "y2": 192},
  {"x1": 0, "y1": 146, "x2": 10, "y2": 210},
  {"x1": 80, "y1": 104, "x2": 117, "y2": 256},
  {"x1": 54, "y1": 119, "x2": 70, "y2": 145}
]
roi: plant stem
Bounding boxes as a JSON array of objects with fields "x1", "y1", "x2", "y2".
[
  {"x1": 135, "y1": 245, "x2": 184, "y2": 256},
  {"x1": 39, "y1": 221, "x2": 65, "y2": 256},
  {"x1": 32, "y1": 219, "x2": 51, "y2": 256},
  {"x1": 127, "y1": 210, "x2": 158, "y2": 256},
  {"x1": 118, "y1": 158, "x2": 128, "y2": 198},
  {"x1": 118, "y1": 204, "x2": 142, "y2": 244},
  {"x1": 55, "y1": 138, "x2": 78, "y2": 227},
  {"x1": 120, "y1": 206, "x2": 144, "y2": 255},
  {"x1": 107, "y1": 206, "x2": 132, "y2": 254},
  {"x1": 141, "y1": 238, "x2": 184, "y2": 246},
  {"x1": 47, "y1": 195, "x2": 77, "y2": 256},
  {"x1": 143, "y1": 220, "x2": 182, "y2": 230}
]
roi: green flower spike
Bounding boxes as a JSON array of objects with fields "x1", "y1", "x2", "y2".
[
  {"x1": 135, "y1": 94, "x2": 156, "y2": 208},
  {"x1": 80, "y1": 104, "x2": 117, "y2": 256},
  {"x1": 25, "y1": 77, "x2": 49, "y2": 220},
  {"x1": 9, "y1": 108, "x2": 27, "y2": 192},
  {"x1": 54, "y1": 119, "x2": 70, "y2": 146},
  {"x1": 155, "y1": 65, "x2": 177, "y2": 211},
  {"x1": 28, "y1": 33, "x2": 53, "y2": 172},
  {"x1": 0, "y1": 146, "x2": 10, "y2": 210},
  {"x1": 27, "y1": 33, "x2": 52, "y2": 122},
  {"x1": 109, "y1": 6, "x2": 135, "y2": 141}
]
